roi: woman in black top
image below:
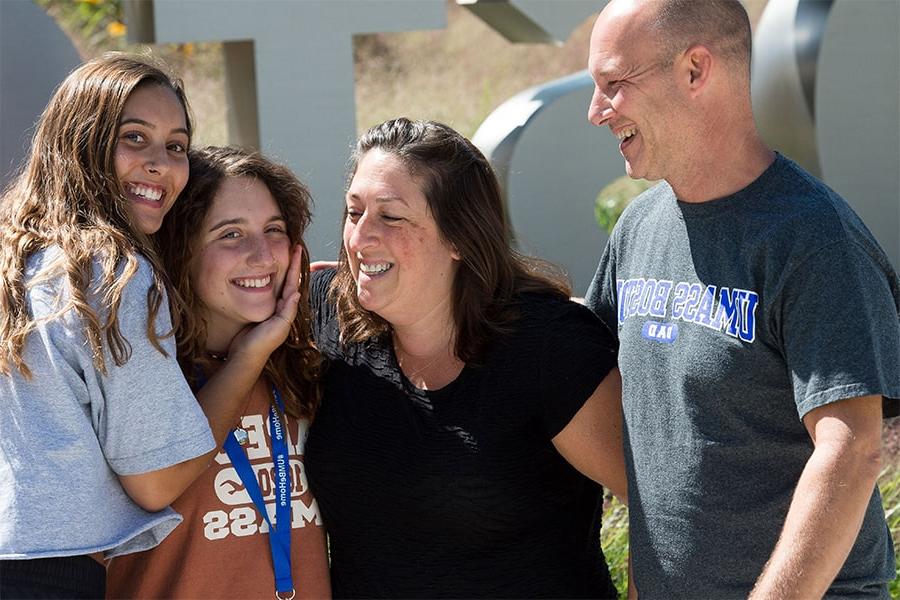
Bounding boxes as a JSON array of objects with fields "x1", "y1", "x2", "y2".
[{"x1": 305, "y1": 118, "x2": 626, "y2": 598}]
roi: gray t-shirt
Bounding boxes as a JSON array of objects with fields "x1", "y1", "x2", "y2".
[
  {"x1": 0, "y1": 247, "x2": 215, "y2": 559},
  {"x1": 586, "y1": 154, "x2": 899, "y2": 599}
]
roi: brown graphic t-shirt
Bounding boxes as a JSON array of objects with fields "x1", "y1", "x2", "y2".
[{"x1": 107, "y1": 378, "x2": 330, "y2": 599}]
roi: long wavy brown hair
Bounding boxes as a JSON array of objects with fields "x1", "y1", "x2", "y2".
[
  {"x1": 331, "y1": 118, "x2": 570, "y2": 364},
  {"x1": 157, "y1": 146, "x2": 321, "y2": 419},
  {"x1": 0, "y1": 53, "x2": 192, "y2": 378}
]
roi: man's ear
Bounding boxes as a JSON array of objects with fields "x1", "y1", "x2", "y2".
[{"x1": 679, "y1": 44, "x2": 713, "y2": 96}]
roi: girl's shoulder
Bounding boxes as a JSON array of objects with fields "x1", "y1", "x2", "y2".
[{"x1": 26, "y1": 246, "x2": 161, "y2": 319}]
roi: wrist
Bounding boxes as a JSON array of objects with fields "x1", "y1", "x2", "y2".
[{"x1": 220, "y1": 349, "x2": 268, "y2": 376}]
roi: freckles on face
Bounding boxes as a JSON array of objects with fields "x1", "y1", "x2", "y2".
[
  {"x1": 342, "y1": 149, "x2": 460, "y2": 326},
  {"x1": 114, "y1": 84, "x2": 190, "y2": 234}
]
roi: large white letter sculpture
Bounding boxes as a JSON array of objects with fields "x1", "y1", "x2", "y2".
[
  {"x1": 468, "y1": 0, "x2": 900, "y2": 291},
  {"x1": 4, "y1": 0, "x2": 898, "y2": 286},
  {"x1": 0, "y1": 1, "x2": 80, "y2": 183},
  {"x1": 814, "y1": 0, "x2": 899, "y2": 267},
  {"x1": 125, "y1": 0, "x2": 446, "y2": 259},
  {"x1": 465, "y1": 1, "x2": 612, "y2": 293}
]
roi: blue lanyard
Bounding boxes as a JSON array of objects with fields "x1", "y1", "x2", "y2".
[{"x1": 222, "y1": 385, "x2": 295, "y2": 599}]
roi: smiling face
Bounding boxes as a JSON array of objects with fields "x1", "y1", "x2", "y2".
[
  {"x1": 343, "y1": 149, "x2": 460, "y2": 330},
  {"x1": 587, "y1": 2, "x2": 686, "y2": 181},
  {"x1": 191, "y1": 176, "x2": 291, "y2": 352},
  {"x1": 114, "y1": 83, "x2": 190, "y2": 234}
]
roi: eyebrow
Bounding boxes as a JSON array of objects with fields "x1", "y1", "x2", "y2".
[
  {"x1": 119, "y1": 117, "x2": 190, "y2": 137},
  {"x1": 346, "y1": 193, "x2": 410, "y2": 207},
  {"x1": 208, "y1": 215, "x2": 286, "y2": 232},
  {"x1": 591, "y1": 59, "x2": 625, "y2": 82}
]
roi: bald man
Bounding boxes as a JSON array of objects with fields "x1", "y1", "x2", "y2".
[{"x1": 583, "y1": 0, "x2": 899, "y2": 598}]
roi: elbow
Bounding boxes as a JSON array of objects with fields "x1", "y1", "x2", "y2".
[
  {"x1": 847, "y1": 438, "x2": 883, "y2": 484},
  {"x1": 819, "y1": 438, "x2": 882, "y2": 487},
  {"x1": 858, "y1": 447, "x2": 882, "y2": 483},
  {"x1": 118, "y1": 473, "x2": 180, "y2": 513},
  {"x1": 133, "y1": 496, "x2": 173, "y2": 513},
  {"x1": 127, "y1": 489, "x2": 176, "y2": 513}
]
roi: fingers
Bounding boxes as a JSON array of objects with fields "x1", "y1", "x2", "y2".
[
  {"x1": 226, "y1": 255, "x2": 302, "y2": 364},
  {"x1": 277, "y1": 291, "x2": 301, "y2": 322},
  {"x1": 282, "y1": 244, "x2": 304, "y2": 300},
  {"x1": 227, "y1": 293, "x2": 299, "y2": 363}
]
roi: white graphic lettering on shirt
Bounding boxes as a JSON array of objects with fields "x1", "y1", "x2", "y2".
[
  {"x1": 202, "y1": 412, "x2": 323, "y2": 541},
  {"x1": 617, "y1": 278, "x2": 760, "y2": 343}
]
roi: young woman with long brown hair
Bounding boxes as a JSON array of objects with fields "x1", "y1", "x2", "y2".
[
  {"x1": 107, "y1": 146, "x2": 330, "y2": 599},
  {"x1": 0, "y1": 55, "x2": 300, "y2": 598}
]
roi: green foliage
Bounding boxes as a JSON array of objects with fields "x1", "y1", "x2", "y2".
[
  {"x1": 37, "y1": 0, "x2": 127, "y2": 52},
  {"x1": 594, "y1": 176, "x2": 656, "y2": 235},
  {"x1": 880, "y1": 465, "x2": 900, "y2": 597},
  {"x1": 601, "y1": 495, "x2": 629, "y2": 597}
]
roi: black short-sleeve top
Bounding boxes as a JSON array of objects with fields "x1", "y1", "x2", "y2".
[{"x1": 305, "y1": 269, "x2": 619, "y2": 599}]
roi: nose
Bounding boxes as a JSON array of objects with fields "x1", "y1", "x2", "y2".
[
  {"x1": 346, "y1": 211, "x2": 378, "y2": 254},
  {"x1": 246, "y1": 234, "x2": 276, "y2": 267},
  {"x1": 587, "y1": 85, "x2": 614, "y2": 127},
  {"x1": 143, "y1": 144, "x2": 169, "y2": 176}
]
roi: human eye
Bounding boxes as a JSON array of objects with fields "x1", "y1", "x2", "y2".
[
  {"x1": 120, "y1": 131, "x2": 145, "y2": 144},
  {"x1": 346, "y1": 207, "x2": 363, "y2": 223},
  {"x1": 266, "y1": 223, "x2": 288, "y2": 235},
  {"x1": 382, "y1": 214, "x2": 404, "y2": 223},
  {"x1": 168, "y1": 141, "x2": 187, "y2": 154},
  {"x1": 219, "y1": 230, "x2": 241, "y2": 240}
]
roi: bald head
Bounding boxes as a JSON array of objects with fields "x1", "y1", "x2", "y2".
[
  {"x1": 599, "y1": 0, "x2": 752, "y2": 74},
  {"x1": 588, "y1": 0, "x2": 768, "y2": 198}
]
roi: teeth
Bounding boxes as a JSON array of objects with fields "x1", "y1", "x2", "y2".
[
  {"x1": 234, "y1": 275, "x2": 271, "y2": 288},
  {"x1": 128, "y1": 183, "x2": 163, "y2": 201},
  {"x1": 615, "y1": 127, "x2": 637, "y2": 141},
  {"x1": 359, "y1": 261, "x2": 392, "y2": 275}
]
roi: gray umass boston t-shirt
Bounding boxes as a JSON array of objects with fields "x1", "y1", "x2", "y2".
[{"x1": 586, "y1": 154, "x2": 899, "y2": 599}]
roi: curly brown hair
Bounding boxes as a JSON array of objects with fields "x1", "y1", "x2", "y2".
[
  {"x1": 0, "y1": 53, "x2": 191, "y2": 378},
  {"x1": 156, "y1": 146, "x2": 321, "y2": 419}
]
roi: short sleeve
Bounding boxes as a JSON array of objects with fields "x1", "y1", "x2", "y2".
[
  {"x1": 94, "y1": 258, "x2": 214, "y2": 474},
  {"x1": 539, "y1": 301, "x2": 618, "y2": 437},
  {"x1": 777, "y1": 241, "x2": 900, "y2": 418},
  {"x1": 585, "y1": 238, "x2": 620, "y2": 346}
]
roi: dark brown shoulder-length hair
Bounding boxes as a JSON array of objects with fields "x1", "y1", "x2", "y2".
[
  {"x1": 331, "y1": 118, "x2": 570, "y2": 364},
  {"x1": 0, "y1": 52, "x2": 191, "y2": 378},
  {"x1": 156, "y1": 146, "x2": 320, "y2": 419}
]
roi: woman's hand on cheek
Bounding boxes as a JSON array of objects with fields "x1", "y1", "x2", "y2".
[{"x1": 227, "y1": 244, "x2": 303, "y2": 366}]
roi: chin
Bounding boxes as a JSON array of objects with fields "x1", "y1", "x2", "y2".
[
  {"x1": 624, "y1": 161, "x2": 642, "y2": 180},
  {"x1": 239, "y1": 306, "x2": 277, "y2": 325},
  {"x1": 355, "y1": 291, "x2": 384, "y2": 317},
  {"x1": 135, "y1": 217, "x2": 162, "y2": 235},
  {"x1": 356, "y1": 294, "x2": 376, "y2": 312}
]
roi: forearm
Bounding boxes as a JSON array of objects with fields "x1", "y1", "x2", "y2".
[
  {"x1": 749, "y1": 441, "x2": 881, "y2": 599},
  {"x1": 552, "y1": 368, "x2": 628, "y2": 503},
  {"x1": 119, "y1": 352, "x2": 271, "y2": 511},
  {"x1": 195, "y1": 351, "x2": 268, "y2": 445}
]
